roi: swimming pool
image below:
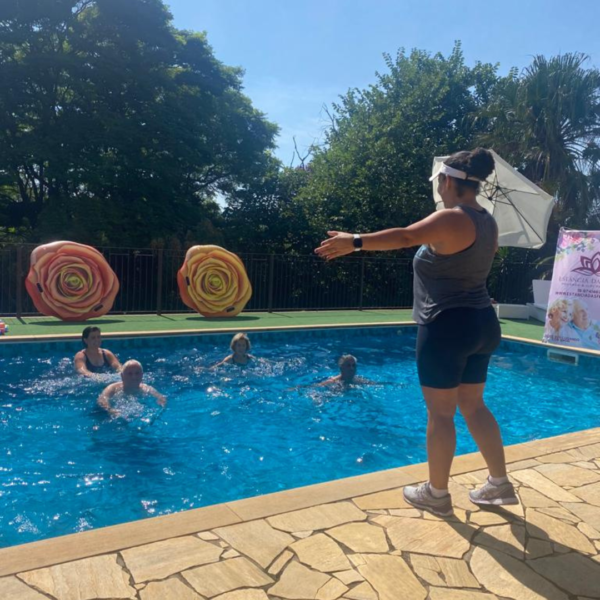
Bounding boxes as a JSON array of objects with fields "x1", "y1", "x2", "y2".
[{"x1": 1, "y1": 327, "x2": 599, "y2": 548}]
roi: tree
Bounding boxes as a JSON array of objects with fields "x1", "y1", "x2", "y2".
[
  {"x1": 296, "y1": 44, "x2": 501, "y2": 245},
  {"x1": 0, "y1": 0, "x2": 278, "y2": 245},
  {"x1": 478, "y1": 53, "x2": 600, "y2": 231},
  {"x1": 223, "y1": 158, "x2": 313, "y2": 254}
]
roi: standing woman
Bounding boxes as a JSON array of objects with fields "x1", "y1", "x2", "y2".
[
  {"x1": 74, "y1": 326, "x2": 121, "y2": 377},
  {"x1": 316, "y1": 148, "x2": 518, "y2": 516}
]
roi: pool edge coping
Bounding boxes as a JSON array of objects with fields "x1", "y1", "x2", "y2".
[
  {"x1": 1, "y1": 426, "x2": 599, "y2": 577},
  {"x1": 2, "y1": 320, "x2": 599, "y2": 358}
]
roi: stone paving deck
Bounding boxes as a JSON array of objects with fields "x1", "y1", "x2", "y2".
[{"x1": 2, "y1": 428, "x2": 600, "y2": 599}]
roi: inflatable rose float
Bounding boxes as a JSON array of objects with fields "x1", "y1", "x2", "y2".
[
  {"x1": 25, "y1": 241, "x2": 119, "y2": 321},
  {"x1": 177, "y1": 245, "x2": 252, "y2": 317}
]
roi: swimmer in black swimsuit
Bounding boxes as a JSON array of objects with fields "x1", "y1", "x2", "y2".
[
  {"x1": 74, "y1": 326, "x2": 121, "y2": 377},
  {"x1": 214, "y1": 332, "x2": 254, "y2": 367}
]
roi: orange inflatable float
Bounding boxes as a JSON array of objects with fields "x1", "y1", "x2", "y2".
[
  {"x1": 25, "y1": 241, "x2": 119, "y2": 321},
  {"x1": 177, "y1": 245, "x2": 252, "y2": 317}
]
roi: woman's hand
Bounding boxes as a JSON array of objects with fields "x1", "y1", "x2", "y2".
[{"x1": 315, "y1": 231, "x2": 355, "y2": 261}]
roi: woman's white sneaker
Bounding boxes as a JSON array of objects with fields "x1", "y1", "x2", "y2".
[
  {"x1": 469, "y1": 478, "x2": 519, "y2": 506},
  {"x1": 403, "y1": 482, "x2": 454, "y2": 517}
]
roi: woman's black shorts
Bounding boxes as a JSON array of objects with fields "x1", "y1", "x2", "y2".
[{"x1": 416, "y1": 306, "x2": 501, "y2": 389}]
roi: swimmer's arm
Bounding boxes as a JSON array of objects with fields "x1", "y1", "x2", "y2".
[
  {"x1": 74, "y1": 351, "x2": 94, "y2": 377},
  {"x1": 97, "y1": 384, "x2": 120, "y2": 416},
  {"x1": 144, "y1": 384, "x2": 167, "y2": 406},
  {"x1": 317, "y1": 376, "x2": 340, "y2": 387},
  {"x1": 212, "y1": 355, "x2": 233, "y2": 369},
  {"x1": 105, "y1": 350, "x2": 122, "y2": 372}
]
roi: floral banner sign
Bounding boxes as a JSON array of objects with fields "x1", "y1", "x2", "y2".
[{"x1": 543, "y1": 228, "x2": 600, "y2": 349}]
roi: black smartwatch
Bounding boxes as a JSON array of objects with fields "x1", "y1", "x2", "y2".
[{"x1": 353, "y1": 234, "x2": 363, "y2": 251}]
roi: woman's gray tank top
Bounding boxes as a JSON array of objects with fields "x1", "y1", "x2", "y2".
[{"x1": 412, "y1": 205, "x2": 498, "y2": 325}]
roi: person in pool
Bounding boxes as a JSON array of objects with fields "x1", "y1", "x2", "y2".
[
  {"x1": 318, "y1": 355, "x2": 372, "y2": 386},
  {"x1": 97, "y1": 360, "x2": 166, "y2": 418},
  {"x1": 214, "y1": 332, "x2": 254, "y2": 367},
  {"x1": 74, "y1": 326, "x2": 121, "y2": 377}
]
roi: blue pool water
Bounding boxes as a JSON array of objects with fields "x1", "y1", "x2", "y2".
[{"x1": 1, "y1": 327, "x2": 599, "y2": 548}]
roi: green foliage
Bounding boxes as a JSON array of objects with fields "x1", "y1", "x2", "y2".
[
  {"x1": 296, "y1": 44, "x2": 501, "y2": 247},
  {"x1": 0, "y1": 0, "x2": 277, "y2": 246},
  {"x1": 223, "y1": 159, "x2": 313, "y2": 254},
  {"x1": 477, "y1": 53, "x2": 600, "y2": 232}
]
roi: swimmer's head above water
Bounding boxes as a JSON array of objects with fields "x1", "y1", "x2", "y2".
[
  {"x1": 338, "y1": 354, "x2": 358, "y2": 382},
  {"x1": 121, "y1": 360, "x2": 143, "y2": 392}
]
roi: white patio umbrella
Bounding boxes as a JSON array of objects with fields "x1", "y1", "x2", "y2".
[{"x1": 431, "y1": 150, "x2": 555, "y2": 249}]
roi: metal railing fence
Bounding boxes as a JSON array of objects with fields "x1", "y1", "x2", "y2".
[{"x1": 0, "y1": 244, "x2": 541, "y2": 317}]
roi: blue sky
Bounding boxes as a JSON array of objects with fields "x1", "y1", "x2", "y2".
[{"x1": 166, "y1": 0, "x2": 600, "y2": 165}]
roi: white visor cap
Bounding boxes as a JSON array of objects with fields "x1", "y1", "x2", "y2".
[{"x1": 429, "y1": 163, "x2": 482, "y2": 182}]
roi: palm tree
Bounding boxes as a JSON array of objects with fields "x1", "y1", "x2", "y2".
[{"x1": 479, "y1": 53, "x2": 600, "y2": 230}]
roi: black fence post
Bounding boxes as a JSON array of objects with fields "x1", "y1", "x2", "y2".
[
  {"x1": 267, "y1": 254, "x2": 275, "y2": 313},
  {"x1": 16, "y1": 245, "x2": 23, "y2": 319},
  {"x1": 156, "y1": 249, "x2": 163, "y2": 315},
  {"x1": 358, "y1": 257, "x2": 366, "y2": 311}
]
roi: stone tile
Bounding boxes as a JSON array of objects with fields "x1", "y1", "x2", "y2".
[
  {"x1": 449, "y1": 481, "x2": 480, "y2": 512},
  {"x1": 268, "y1": 561, "x2": 330, "y2": 599},
  {"x1": 121, "y1": 536, "x2": 222, "y2": 583},
  {"x1": 511, "y1": 469, "x2": 581, "y2": 502},
  {"x1": 213, "y1": 591, "x2": 269, "y2": 600},
  {"x1": 578, "y1": 521, "x2": 600, "y2": 540},
  {"x1": 198, "y1": 532, "x2": 220, "y2": 541},
  {"x1": 422, "y1": 508, "x2": 468, "y2": 523},
  {"x1": 537, "y1": 451, "x2": 579, "y2": 464},
  {"x1": 469, "y1": 511, "x2": 512, "y2": 526},
  {"x1": 348, "y1": 554, "x2": 366, "y2": 567},
  {"x1": 535, "y1": 463, "x2": 600, "y2": 487},
  {"x1": 326, "y1": 522, "x2": 389, "y2": 553},
  {"x1": 267, "y1": 502, "x2": 367, "y2": 532},
  {"x1": 518, "y1": 488, "x2": 560, "y2": 508},
  {"x1": 409, "y1": 555, "x2": 480, "y2": 588},
  {"x1": 343, "y1": 581, "x2": 378, "y2": 599},
  {"x1": 562, "y1": 502, "x2": 600, "y2": 531},
  {"x1": 470, "y1": 546, "x2": 567, "y2": 600},
  {"x1": 18, "y1": 554, "x2": 136, "y2": 600},
  {"x1": 373, "y1": 515, "x2": 473, "y2": 558},
  {"x1": 595, "y1": 459, "x2": 600, "y2": 469},
  {"x1": 473, "y1": 524, "x2": 525, "y2": 559},
  {"x1": 506, "y1": 459, "x2": 542, "y2": 471},
  {"x1": 140, "y1": 578, "x2": 205, "y2": 600},
  {"x1": 387, "y1": 508, "x2": 421, "y2": 518},
  {"x1": 291, "y1": 533, "x2": 352, "y2": 572},
  {"x1": 528, "y1": 553, "x2": 600, "y2": 597},
  {"x1": 429, "y1": 589, "x2": 499, "y2": 600},
  {"x1": 219, "y1": 541, "x2": 229, "y2": 548},
  {"x1": 525, "y1": 538, "x2": 553, "y2": 559},
  {"x1": 222, "y1": 550, "x2": 240, "y2": 559},
  {"x1": 268, "y1": 550, "x2": 293, "y2": 575},
  {"x1": 214, "y1": 520, "x2": 294, "y2": 569},
  {"x1": 527, "y1": 509, "x2": 596, "y2": 554},
  {"x1": 553, "y1": 542, "x2": 571, "y2": 553},
  {"x1": 358, "y1": 554, "x2": 426, "y2": 600},
  {"x1": 572, "y1": 461, "x2": 598, "y2": 470},
  {"x1": 451, "y1": 470, "x2": 489, "y2": 486},
  {"x1": 316, "y1": 578, "x2": 349, "y2": 600},
  {"x1": 537, "y1": 506, "x2": 580, "y2": 524},
  {"x1": 572, "y1": 481, "x2": 600, "y2": 507},
  {"x1": 352, "y1": 489, "x2": 410, "y2": 510},
  {"x1": 0, "y1": 577, "x2": 47, "y2": 600},
  {"x1": 182, "y1": 557, "x2": 273, "y2": 598},
  {"x1": 293, "y1": 530, "x2": 314, "y2": 538},
  {"x1": 568, "y1": 442, "x2": 600, "y2": 460},
  {"x1": 333, "y1": 570, "x2": 364, "y2": 585}
]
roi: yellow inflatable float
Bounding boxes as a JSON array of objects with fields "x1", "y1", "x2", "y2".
[{"x1": 177, "y1": 245, "x2": 252, "y2": 317}]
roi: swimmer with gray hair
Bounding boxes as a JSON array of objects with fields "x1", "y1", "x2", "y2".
[
  {"x1": 98, "y1": 360, "x2": 166, "y2": 418},
  {"x1": 318, "y1": 354, "x2": 373, "y2": 386}
]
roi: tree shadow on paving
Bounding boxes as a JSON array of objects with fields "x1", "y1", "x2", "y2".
[{"x1": 447, "y1": 506, "x2": 600, "y2": 598}]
